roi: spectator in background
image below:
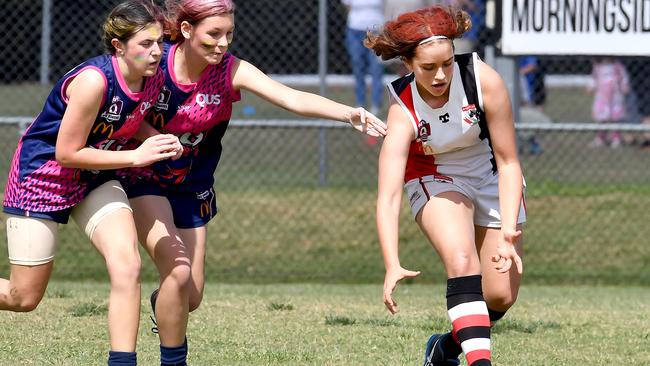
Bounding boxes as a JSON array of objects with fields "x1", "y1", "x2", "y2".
[
  {"x1": 624, "y1": 57, "x2": 650, "y2": 150},
  {"x1": 519, "y1": 56, "x2": 546, "y2": 109},
  {"x1": 587, "y1": 57, "x2": 630, "y2": 148},
  {"x1": 518, "y1": 56, "x2": 546, "y2": 155},
  {"x1": 446, "y1": 0, "x2": 485, "y2": 54},
  {"x1": 342, "y1": 0, "x2": 385, "y2": 116}
]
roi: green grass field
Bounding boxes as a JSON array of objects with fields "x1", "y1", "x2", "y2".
[{"x1": 0, "y1": 282, "x2": 648, "y2": 365}]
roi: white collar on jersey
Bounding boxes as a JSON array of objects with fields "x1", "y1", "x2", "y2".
[{"x1": 419, "y1": 35, "x2": 450, "y2": 45}]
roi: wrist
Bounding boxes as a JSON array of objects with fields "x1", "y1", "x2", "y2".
[{"x1": 384, "y1": 259, "x2": 401, "y2": 271}]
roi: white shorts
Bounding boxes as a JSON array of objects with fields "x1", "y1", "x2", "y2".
[
  {"x1": 405, "y1": 173, "x2": 527, "y2": 228},
  {"x1": 6, "y1": 180, "x2": 131, "y2": 265}
]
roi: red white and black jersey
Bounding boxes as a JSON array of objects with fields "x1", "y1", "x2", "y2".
[{"x1": 388, "y1": 53, "x2": 497, "y2": 186}]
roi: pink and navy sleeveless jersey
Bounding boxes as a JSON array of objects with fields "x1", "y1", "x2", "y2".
[
  {"x1": 388, "y1": 53, "x2": 497, "y2": 186},
  {"x1": 121, "y1": 42, "x2": 240, "y2": 192},
  {"x1": 3, "y1": 54, "x2": 164, "y2": 222}
]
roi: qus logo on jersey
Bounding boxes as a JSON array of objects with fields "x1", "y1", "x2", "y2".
[{"x1": 195, "y1": 93, "x2": 221, "y2": 107}]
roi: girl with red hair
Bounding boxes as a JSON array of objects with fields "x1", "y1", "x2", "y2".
[{"x1": 367, "y1": 6, "x2": 526, "y2": 366}]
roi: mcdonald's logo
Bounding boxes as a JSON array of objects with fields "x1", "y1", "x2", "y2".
[
  {"x1": 92, "y1": 122, "x2": 114, "y2": 139},
  {"x1": 150, "y1": 112, "x2": 166, "y2": 129},
  {"x1": 200, "y1": 201, "x2": 211, "y2": 218}
]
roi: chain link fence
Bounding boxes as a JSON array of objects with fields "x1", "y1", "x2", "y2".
[{"x1": 0, "y1": 0, "x2": 648, "y2": 285}]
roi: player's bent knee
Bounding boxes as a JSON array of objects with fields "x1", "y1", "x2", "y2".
[
  {"x1": 446, "y1": 252, "x2": 481, "y2": 278},
  {"x1": 10, "y1": 291, "x2": 44, "y2": 312},
  {"x1": 189, "y1": 294, "x2": 204, "y2": 312},
  {"x1": 166, "y1": 264, "x2": 192, "y2": 289},
  {"x1": 485, "y1": 291, "x2": 518, "y2": 311}
]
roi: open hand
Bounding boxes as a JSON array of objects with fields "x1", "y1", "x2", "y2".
[{"x1": 383, "y1": 265, "x2": 421, "y2": 314}]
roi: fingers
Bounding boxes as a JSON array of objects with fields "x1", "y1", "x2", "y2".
[
  {"x1": 497, "y1": 257, "x2": 512, "y2": 273},
  {"x1": 365, "y1": 129, "x2": 381, "y2": 137},
  {"x1": 358, "y1": 107, "x2": 366, "y2": 123},
  {"x1": 404, "y1": 270, "x2": 421, "y2": 278},
  {"x1": 493, "y1": 253, "x2": 523, "y2": 274},
  {"x1": 153, "y1": 151, "x2": 178, "y2": 161},
  {"x1": 513, "y1": 253, "x2": 524, "y2": 274},
  {"x1": 383, "y1": 292, "x2": 398, "y2": 314},
  {"x1": 367, "y1": 115, "x2": 387, "y2": 135}
]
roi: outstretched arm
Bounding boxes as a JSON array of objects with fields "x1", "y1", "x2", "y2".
[
  {"x1": 479, "y1": 60, "x2": 524, "y2": 275},
  {"x1": 377, "y1": 101, "x2": 420, "y2": 314},
  {"x1": 232, "y1": 59, "x2": 387, "y2": 136}
]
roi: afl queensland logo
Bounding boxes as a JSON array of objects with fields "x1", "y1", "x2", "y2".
[
  {"x1": 155, "y1": 86, "x2": 171, "y2": 111},
  {"x1": 462, "y1": 104, "x2": 480, "y2": 125},
  {"x1": 418, "y1": 119, "x2": 435, "y2": 155},
  {"x1": 418, "y1": 119, "x2": 431, "y2": 142},
  {"x1": 101, "y1": 96, "x2": 123, "y2": 122}
]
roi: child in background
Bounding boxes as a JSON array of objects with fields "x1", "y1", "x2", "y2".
[{"x1": 587, "y1": 57, "x2": 630, "y2": 148}]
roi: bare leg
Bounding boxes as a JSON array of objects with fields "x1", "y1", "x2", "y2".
[
  {"x1": 0, "y1": 263, "x2": 52, "y2": 312},
  {"x1": 90, "y1": 208, "x2": 141, "y2": 352},
  {"x1": 476, "y1": 225, "x2": 524, "y2": 312},
  {"x1": 178, "y1": 227, "x2": 207, "y2": 313},
  {"x1": 416, "y1": 192, "x2": 480, "y2": 277},
  {"x1": 131, "y1": 195, "x2": 190, "y2": 347}
]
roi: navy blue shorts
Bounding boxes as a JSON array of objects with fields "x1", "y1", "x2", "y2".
[{"x1": 124, "y1": 183, "x2": 218, "y2": 229}]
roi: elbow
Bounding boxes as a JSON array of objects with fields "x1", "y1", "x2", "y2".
[{"x1": 55, "y1": 150, "x2": 75, "y2": 168}]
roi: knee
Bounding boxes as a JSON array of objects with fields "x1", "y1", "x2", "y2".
[
  {"x1": 4, "y1": 291, "x2": 43, "y2": 312},
  {"x1": 107, "y1": 254, "x2": 141, "y2": 288},
  {"x1": 165, "y1": 264, "x2": 192, "y2": 290},
  {"x1": 188, "y1": 293, "x2": 203, "y2": 312},
  {"x1": 14, "y1": 299, "x2": 40, "y2": 312},
  {"x1": 446, "y1": 251, "x2": 481, "y2": 277},
  {"x1": 485, "y1": 289, "x2": 519, "y2": 311}
]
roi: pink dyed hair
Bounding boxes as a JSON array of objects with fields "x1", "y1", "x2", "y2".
[{"x1": 165, "y1": 0, "x2": 235, "y2": 40}]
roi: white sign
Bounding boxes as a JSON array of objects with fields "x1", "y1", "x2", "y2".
[{"x1": 502, "y1": 0, "x2": 650, "y2": 55}]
